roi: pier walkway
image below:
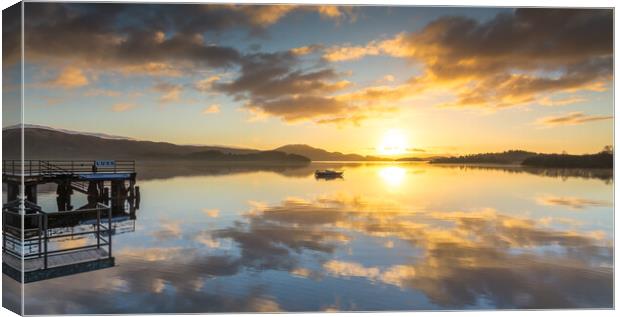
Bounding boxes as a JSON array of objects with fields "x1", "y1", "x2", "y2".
[{"x1": 2, "y1": 160, "x2": 136, "y2": 184}]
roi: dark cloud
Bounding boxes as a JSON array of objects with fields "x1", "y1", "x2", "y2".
[
  {"x1": 19, "y1": 3, "x2": 352, "y2": 71},
  {"x1": 211, "y1": 51, "x2": 373, "y2": 123},
  {"x1": 215, "y1": 52, "x2": 342, "y2": 99},
  {"x1": 22, "y1": 4, "x2": 243, "y2": 72},
  {"x1": 17, "y1": 3, "x2": 376, "y2": 124},
  {"x1": 2, "y1": 3, "x2": 22, "y2": 66}
]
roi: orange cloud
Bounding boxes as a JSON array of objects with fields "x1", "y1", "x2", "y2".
[
  {"x1": 202, "y1": 104, "x2": 221, "y2": 115},
  {"x1": 153, "y1": 82, "x2": 183, "y2": 103},
  {"x1": 536, "y1": 195, "x2": 611, "y2": 209},
  {"x1": 290, "y1": 44, "x2": 322, "y2": 56},
  {"x1": 202, "y1": 208, "x2": 220, "y2": 218},
  {"x1": 535, "y1": 112, "x2": 613, "y2": 127},
  {"x1": 323, "y1": 10, "x2": 612, "y2": 109},
  {"x1": 120, "y1": 62, "x2": 182, "y2": 77},
  {"x1": 111, "y1": 103, "x2": 137, "y2": 112},
  {"x1": 50, "y1": 66, "x2": 89, "y2": 88},
  {"x1": 538, "y1": 95, "x2": 587, "y2": 107},
  {"x1": 194, "y1": 76, "x2": 221, "y2": 92}
]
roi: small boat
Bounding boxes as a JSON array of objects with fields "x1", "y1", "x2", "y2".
[{"x1": 315, "y1": 169, "x2": 344, "y2": 179}]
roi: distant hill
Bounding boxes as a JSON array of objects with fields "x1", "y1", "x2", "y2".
[
  {"x1": 430, "y1": 150, "x2": 537, "y2": 165},
  {"x1": 2, "y1": 128, "x2": 309, "y2": 162},
  {"x1": 274, "y1": 144, "x2": 389, "y2": 161}
]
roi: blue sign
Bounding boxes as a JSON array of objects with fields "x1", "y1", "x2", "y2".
[{"x1": 95, "y1": 160, "x2": 116, "y2": 167}]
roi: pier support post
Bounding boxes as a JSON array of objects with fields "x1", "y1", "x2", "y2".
[
  {"x1": 25, "y1": 184, "x2": 37, "y2": 204},
  {"x1": 102, "y1": 187, "x2": 110, "y2": 204},
  {"x1": 6, "y1": 183, "x2": 19, "y2": 202},
  {"x1": 110, "y1": 180, "x2": 127, "y2": 212},
  {"x1": 87, "y1": 181, "x2": 99, "y2": 206},
  {"x1": 135, "y1": 186, "x2": 141, "y2": 209},
  {"x1": 56, "y1": 180, "x2": 73, "y2": 211}
]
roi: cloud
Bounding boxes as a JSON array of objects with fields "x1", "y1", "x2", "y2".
[
  {"x1": 17, "y1": 3, "x2": 354, "y2": 74},
  {"x1": 18, "y1": 245, "x2": 286, "y2": 314},
  {"x1": 536, "y1": 195, "x2": 611, "y2": 210},
  {"x1": 111, "y1": 103, "x2": 137, "y2": 112},
  {"x1": 202, "y1": 208, "x2": 220, "y2": 218},
  {"x1": 1, "y1": 4, "x2": 21, "y2": 67},
  {"x1": 19, "y1": 4, "x2": 612, "y2": 125},
  {"x1": 382, "y1": 74, "x2": 395, "y2": 82},
  {"x1": 227, "y1": 4, "x2": 297, "y2": 26},
  {"x1": 17, "y1": 2, "x2": 381, "y2": 126},
  {"x1": 153, "y1": 82, "x2": 183, "y2": 103},
  {"x1": 194, "y1": 76, "x2": 221, "y2": 92},
  {"x1": 14, "y1": 189, "x2": 612, "y2": 313},
  {"x1": 290, "y1": 44, "x2": 323, "y2": 56},
  {"x1": 538, "y1": 95, "x2": 587, "y2": 107},
  {"x1": 202, "y1": 104, "x2": 221, "y2": 115},
  {"x1": 535, "y1": 111, "x2": 613, "y2": 127},
  {"x1": 151, "y1": 221, "x2": 182, "y2": 241},
  {"x1": 21, "y1": 4, "x2": 247, "y2": 76},
  {"x1": 323, "y1": 260, "x2": 380, "y2": 279},
  {"x1": 323, "y1": 9, "x2": 612, "y2": 109},
  {"x1": 210, "y1": 50, "x2": 401, "y2": 124},
  {"x1": 214, "y1": 193, "x2": 612, "y2": 308},
  {"x1": 213, "y1": 51, "x2": 392, "y2": 124},
  {"x1": 119, "y1": 62, "x2": 183, "y2": 77},
  {"x1": 49, "y1": 66, "x2": 89, "y2": 88}
]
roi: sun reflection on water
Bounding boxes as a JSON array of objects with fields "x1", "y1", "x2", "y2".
[{"x1": 378, "y1": 166, "x2": 406, "y2": 188}]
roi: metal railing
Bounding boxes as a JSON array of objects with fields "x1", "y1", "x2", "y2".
[
  {"x1": 2, "y1": 160, "x2": 135, "y2": 176},
  {"x1": 2, "y1": 202, "x2": 113, "y2": 269}
]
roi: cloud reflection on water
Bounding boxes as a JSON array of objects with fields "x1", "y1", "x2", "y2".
[
  {"x1": 218, "y1": 194, "x2": 612, "y2": 309},
  {"x1": 20, "y1": 175, "x2": 613, "y2": 313}
]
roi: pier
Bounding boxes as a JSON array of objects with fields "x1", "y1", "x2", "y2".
[{"x1": 2, "y1": 160, "x2": 140, "y2": 283}]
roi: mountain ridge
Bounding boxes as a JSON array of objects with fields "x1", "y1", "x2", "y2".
[
  {"x1": 2, "y1": 127, "x2": 381, "y2": 162},
  {"x1": 274, "y1": 144, "x2": 390, "y2": 161}
]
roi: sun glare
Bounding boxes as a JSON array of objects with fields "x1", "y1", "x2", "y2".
[
  {"x1": 378, "y1": 166, "x2": 407, "y2": 188},
  {"x1": 378, "y1": 129, "x2": 408, "y2": 156}
]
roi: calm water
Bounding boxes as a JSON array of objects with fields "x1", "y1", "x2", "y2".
[{"x1": 6, "y1": 162, "x2": 614, "y2": 313}]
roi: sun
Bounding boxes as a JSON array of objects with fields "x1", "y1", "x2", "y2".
[{"x1": 377, "y1": 129, "x2": 408, "y2": 156}]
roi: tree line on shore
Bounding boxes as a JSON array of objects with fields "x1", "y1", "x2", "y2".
[{"x1": 429, "y1": 146, "x2": 613, "y2": 168}]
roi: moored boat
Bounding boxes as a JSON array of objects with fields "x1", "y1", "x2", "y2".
[{"x1": 315, "y1": 169, "x2": 344, "y2": 178}]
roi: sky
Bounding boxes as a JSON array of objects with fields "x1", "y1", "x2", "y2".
[{"x1": 2, "y1": 3, "x2": 614, "y2": 156}]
